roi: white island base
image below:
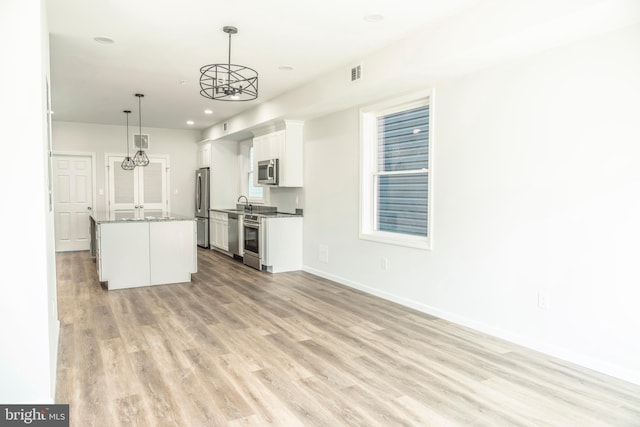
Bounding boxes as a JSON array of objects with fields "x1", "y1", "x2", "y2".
[{"x1": 92, "y1": 214, "x2": 197, "y2": 290}]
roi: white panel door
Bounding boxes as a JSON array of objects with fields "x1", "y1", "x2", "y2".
[
  {"x1": 53, "y1": 155, "x2": 93, "y2": 252},
  {"x1": 107, "y1": 156, "x2": 168, "y2": 216}
]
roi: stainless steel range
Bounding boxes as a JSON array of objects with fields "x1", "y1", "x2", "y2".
[{"x1": 243, "y1": 214, "x2": 263, "y2": 270}]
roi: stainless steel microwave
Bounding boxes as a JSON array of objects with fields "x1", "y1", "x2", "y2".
[{"x1": 258, "y1": 159, "x2": 279, "y2": 185}]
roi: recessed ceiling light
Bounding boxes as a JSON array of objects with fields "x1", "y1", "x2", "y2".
[
  {"x1": 364, "y1": 14, "x2": 384, "y2": 23},
  {"x1": 204, "y1": 109, "x2": 213, "y2": 115},
  {"x1": 186, "y1": 120, "x2": 194, "y2": 125},
  {"x1": 93, "y1": 36, "x2": 115, "y2": 44},
  {"x1": 278, "y1": 65, "x2": 294, "y2": 72}
]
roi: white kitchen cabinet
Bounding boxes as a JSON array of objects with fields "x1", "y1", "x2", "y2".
[
  {"x1": 98, "y1": 222, "x2": 150, "y2": 287},
  {"x1": 254, "y1": 131, "x2": 283, "y2": 161},
  {"x1": 94, "y1": 217, "x2": 196, "y2": 290},
  {"x1": 253, "y1": 121, "x2": 303, "y2": 187},
  {"x1": 263, "y1": 216, "x2": 303, "y2": 273},
  {"x1": 210, "y1": 211, "x2": 229, "y2": 251},
  {"x1": 149, "y1": 221, "x2": 197, "y2": 285},
  {"x1": 197, "y1": 141, "x2": 211, "y2": 168}
]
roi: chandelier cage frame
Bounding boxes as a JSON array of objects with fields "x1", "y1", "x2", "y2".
[{"x1": 199, "y1": 26, "x2": 258, "y2": 102}]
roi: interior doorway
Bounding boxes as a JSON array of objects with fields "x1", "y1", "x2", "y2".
[{"x1": 52, "y1": 153, "x2": 95, "y2": 252}]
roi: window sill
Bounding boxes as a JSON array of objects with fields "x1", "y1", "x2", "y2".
[{"x1": 359, "y1": 231, "x2": 431, "y2": 250}]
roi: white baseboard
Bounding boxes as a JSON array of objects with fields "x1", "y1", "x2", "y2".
[{"x1": 302, "y1": 265, "x2": 640, "y2": 387}]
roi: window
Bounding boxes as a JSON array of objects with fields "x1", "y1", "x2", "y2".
[
  {"x1": 247, "y1": 146, "x2": 263, "y2": 200},
  {"x1": 360, "y1": 91, "x2": 432, "y2": 249}
]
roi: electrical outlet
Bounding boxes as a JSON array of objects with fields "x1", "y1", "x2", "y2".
[
  {"x1": 381, "y1": 257, "x2": 389, "y2": 270},
  {"x1": 538, "y1": 291, "x2": 550, "y2": 310}
]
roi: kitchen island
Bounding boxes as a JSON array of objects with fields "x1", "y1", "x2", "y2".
[{"x1": 90, "y1": 211, "x2": 197, "y2": 290}]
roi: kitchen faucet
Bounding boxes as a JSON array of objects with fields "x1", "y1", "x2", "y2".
[{"x1": 237, "y1": 195, "x2": 251, "y2": 212}]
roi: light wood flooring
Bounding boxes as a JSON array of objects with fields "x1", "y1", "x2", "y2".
[{"x1": 55, "y1": 249, "x2": 640, "y2": 426}]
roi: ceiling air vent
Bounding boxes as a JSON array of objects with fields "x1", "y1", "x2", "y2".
[
  {"x1": 350, "y1": 64, "x2": 362, "y2": 83},
  {"x1": 134, "y1": 134, "x2": 149, "y2": 150}
]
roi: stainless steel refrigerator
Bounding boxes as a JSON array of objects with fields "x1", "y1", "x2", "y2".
[{"x1": 195, "y1": 167, "x2": 210, "y2": 248}]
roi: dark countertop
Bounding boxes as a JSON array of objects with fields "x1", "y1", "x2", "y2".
[
  {"x1": 210, "y1": 208, "x2": 303, "y2": 218},
  {"x1": 90, "y1": 211, "x2": 195, "y2": 224}
]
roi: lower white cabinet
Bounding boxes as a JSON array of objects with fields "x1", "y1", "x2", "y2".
[
  {"x1": 149, "y1": 221, "x2": 198, "y2": 285},
  {"x1": 96, "y1": 219, "x2": 196, "y2": 290},
  {"x1": 210, "y1": 211, "x2": 229, "y2": 251},
  {"x1": 263, "y1": 216, "x2": 303, "y2": 273},
  {"x1": 98, "y1": 222, "x2": 150, "y2": 288}
]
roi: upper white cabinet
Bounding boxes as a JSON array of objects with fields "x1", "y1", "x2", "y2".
[
  {"x1": 254, "y1": 131, "x2": 283, "y2": 162},
  {"x1": 197, "y1": 141, "x2": 211, "y2": 169},
  {"x1": 253, "y1": 121, "x2": 303, "y2": 187}
]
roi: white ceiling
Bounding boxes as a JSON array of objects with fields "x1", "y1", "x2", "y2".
[{"x1": 47, "y1": 0, "x2": 482, "y2": 131}]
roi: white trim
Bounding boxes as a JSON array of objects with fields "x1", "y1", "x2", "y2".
[
  {"x1": 104, "y1": 153, "x2": 171, "y2": 214},
  {"x1": 359, "y1": 89, "x2": 434, "y2": 250},
  {"x1": 359, "y1": 230, "x2": 430, "y2": 250},
  {"x1": 302, "y1": 265, "x2": 640, "y2": 387},
  {"x1": 239, "y1": 140, "x2": 265, "y2": 204}
]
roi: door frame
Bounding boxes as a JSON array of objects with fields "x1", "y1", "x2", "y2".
[{"x1": 51, "y1": 151, "x2": 97, "y2": 250}]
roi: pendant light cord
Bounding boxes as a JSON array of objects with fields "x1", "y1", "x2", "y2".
[
  {"x1": 227, "y1": 32, "x2": 232, "y2": 89},
  {"x1": 125, "y1": 112, "x2": 130, "y2": 156},
  {"x1": 138, "y1": 95, "x2": 142, "y2": 140}
]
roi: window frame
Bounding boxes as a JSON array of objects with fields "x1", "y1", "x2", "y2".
[
  {"x1": 359, "y1": 90, "x2": 434, "y2": 250},
  {"x1": 247, "y1": 146, "x2": 264, "y2": 202},
  {"x1": 239, "y1": 140, "x2": 265, "y2": 204}
]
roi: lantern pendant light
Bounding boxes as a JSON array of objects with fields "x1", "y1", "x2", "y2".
[
  {"x1": 132, "y1": 93, "x2": 150, "y2": 167},
  {"x1": 121, "y1": 110, "x2": 135, "y2": 170}
]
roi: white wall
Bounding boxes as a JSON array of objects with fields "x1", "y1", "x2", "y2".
[
  {"x1": 52, "y1": 122, "x2": 200, "y2": 217},
  {"x1": 0, "y1": 0, "x2": 58, "y2": 402},
  {"x1": 303, "y1": 23, "x2": 640, "y2": 384},
  {"x1": 210, "y1": 140, "x2": 240, "y2": 209}
]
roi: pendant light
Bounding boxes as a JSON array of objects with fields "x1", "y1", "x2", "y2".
[
  {"x1": 199, "y1": 26, "x2": 258, "y2": 101},
  {"x1": 132, "y1": 93, "x2": 150, "y2": 167},
  {"x1": 121, "y1": 110, "x2": 135, "y2": 170}
]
